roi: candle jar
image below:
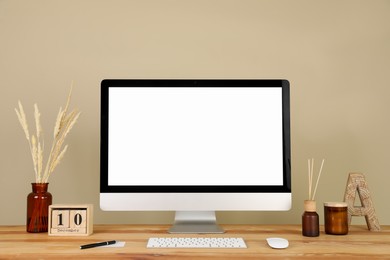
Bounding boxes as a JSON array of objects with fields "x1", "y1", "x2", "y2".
[{"x1": 324, "y1": 202, "x2": 348, "y2": 235}]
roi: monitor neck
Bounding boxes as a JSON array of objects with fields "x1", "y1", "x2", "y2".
[{"x1": 168, "y1": 211, "x2": 225, "y2": 234}]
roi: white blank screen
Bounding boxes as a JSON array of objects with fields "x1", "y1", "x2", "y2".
[{"x1": 108, "y1": 87, "x2": 283, "y2": 186}]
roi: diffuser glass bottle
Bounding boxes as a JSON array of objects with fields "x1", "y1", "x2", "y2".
[{"x1": 302, "y1": 200, "x2": 319, "y2": 237}]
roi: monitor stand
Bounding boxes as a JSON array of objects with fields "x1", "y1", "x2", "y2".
[{"x1": 168, "y1": 211, "x2": 225, "y2": 234}]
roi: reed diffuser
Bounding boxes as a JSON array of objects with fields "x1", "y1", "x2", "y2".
[{"x1": 302, "y1": 158, "x2": 325, "y2": 237}]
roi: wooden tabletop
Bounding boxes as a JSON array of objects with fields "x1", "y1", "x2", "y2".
[{"x1": 1, "y1": 224, "x2": 390, "y2": 259}]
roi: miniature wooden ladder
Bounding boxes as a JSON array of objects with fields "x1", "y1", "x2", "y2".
[{"x1": 344, "y1": 172, "x2": 381, "y2": 231}]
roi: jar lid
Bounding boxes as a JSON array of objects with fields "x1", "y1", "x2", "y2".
[{"x1": 324, "y1": 202, "x2": 348, "y2": 207}]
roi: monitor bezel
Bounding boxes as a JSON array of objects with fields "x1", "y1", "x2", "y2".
[{"x1": 100, "y1": 79, "x2": 291, "y2": 193}]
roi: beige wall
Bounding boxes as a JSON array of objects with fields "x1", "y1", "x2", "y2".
[{"x1": 1, "y1": 0, "x2": 389, "y2": 226}]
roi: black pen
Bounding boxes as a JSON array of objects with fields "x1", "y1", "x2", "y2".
[{"x1": 80, "y1": 240, "x2": 116, "y2": 249}]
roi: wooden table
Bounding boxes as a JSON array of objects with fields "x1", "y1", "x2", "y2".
[{"x1": 1, "y1": 224, "x2": 390, "y2": 259}]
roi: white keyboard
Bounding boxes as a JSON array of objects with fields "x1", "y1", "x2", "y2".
[{"x1": 147, "y1": 237, "x2": 247, "y2": 248}]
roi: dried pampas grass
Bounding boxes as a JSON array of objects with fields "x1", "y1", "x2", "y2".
[{"x1": 15, "y1": 84, "x2": 80, "y2": 183}]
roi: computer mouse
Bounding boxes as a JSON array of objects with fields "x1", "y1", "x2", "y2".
[{"x1": 266, "y1": 237, "x2": 289, "y2": 249}]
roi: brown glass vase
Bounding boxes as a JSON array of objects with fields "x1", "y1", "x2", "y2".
[{"x1": 26, "y1": 183, "x2": 52, "y2": 233}]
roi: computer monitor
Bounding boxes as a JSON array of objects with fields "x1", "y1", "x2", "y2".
[{"x1": 100, "y1": 79, "x2": 291, "y2": 233}]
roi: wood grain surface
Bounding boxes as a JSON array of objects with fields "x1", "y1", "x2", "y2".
[{"x1": 1, "y1": 224, "x2": 390, "y2": 259}]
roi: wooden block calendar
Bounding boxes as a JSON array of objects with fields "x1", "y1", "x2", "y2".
[{"x1": 48, "y1": 204, "x2": 93, "y2": 236}]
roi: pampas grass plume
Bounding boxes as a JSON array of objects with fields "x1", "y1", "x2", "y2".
[{"x1": 15, "y1": 86, "x2": 80, "y2": 183}]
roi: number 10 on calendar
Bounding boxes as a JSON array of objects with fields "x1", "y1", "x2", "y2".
[{"x1": 48, "y1": 204, "x2": 93, "y2": 236}]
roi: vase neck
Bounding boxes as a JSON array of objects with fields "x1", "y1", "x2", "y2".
[{"x1": 31, "y1": 183, "x2": 49, "y2": 193}]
